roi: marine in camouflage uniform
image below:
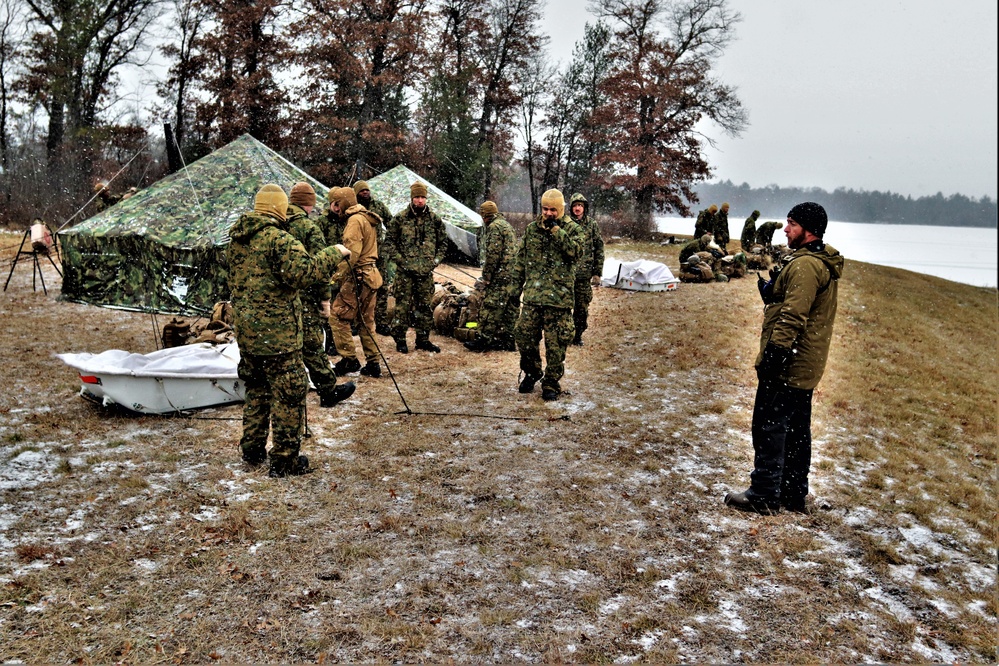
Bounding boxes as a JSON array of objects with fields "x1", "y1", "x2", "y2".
[
  {"x1": 741, "y1": 210, "x2": 761, "y2": 252},
  {"x1": 713, "y1": 202, "x2": 731, "y2": 252},
  {"x1": 755, "y1": 221, "x2": 783, "y2": 247},
  {"x1": 567, "y1": 193, "x2": 604, "y2": 346},
  {"x1": 464, "y1": 201, "x2": 518, "y2": 352},
  {"x1": 329, "y1": 187, "x2": 384, "y2": 377},
  {"x1": 94, "y1": 182, "x2": 121, "y2": 211},
  {"x1": 509, "y1": 189, "x2": 582, "y2": 401},
  {"x1": 694, "y1": 204, "x2": 717, "y2": 239},
  {"x1": 383, "y1": 182, "x2": 447, "y2": 353},
  {"x1": 227, "y1": 184, "x2": 350, "y2": 478},
  {"x1": 286, "y1": 183, "x2": 354, "y2": 406},
  {"x1": 353, "y1": 181, "x2": 394, "y2": 336},
  {"x1": 316, "y1": 189, "x2": 347, "y2": 354},
  {"x1": 678, "y1": 234, "x2": 721, "y2": 266}
]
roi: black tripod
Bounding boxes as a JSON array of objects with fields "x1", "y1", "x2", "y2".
[{"x1": 3, "y1": 225, "x2": 62, "y2": 295}]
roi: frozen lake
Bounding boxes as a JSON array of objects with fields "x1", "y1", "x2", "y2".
[{"x1": 656, "y1": 216, "x2": 997, "y2": 288}]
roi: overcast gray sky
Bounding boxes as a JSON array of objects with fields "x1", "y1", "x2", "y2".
[{"x1": 542, "y1": 0, "x2": 998, "y2": 200}]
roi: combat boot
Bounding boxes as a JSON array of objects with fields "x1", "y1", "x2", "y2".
[
  {"x1": 395, "y1": 337, "x2": 409, "y2": 354},
  {"x1": 542, "y1": 386, "x2": 561, "y2": 401},
  {"x1": 359, "y1": 361, "x2": 381, "y2": 378},
  {"x1": 333, "y1": 356, "x2": 361, "y2": 376},
  {"x1": 269, "y1": 454, "x2": 311, "y2": 478},
  {"x1": 518, "y1": 374, "x2": 539, "y2": 393},
  {"x1": 375, "y1": 323, "x2": 391, "y2": 336},
  {"x1": 724, "y1": 490, "x2": 780, "y2": 515},
  {"x1": 463, "y1": 337, "x2": 489, "y2": 352},
  {"x1": 415, "y1": 335, "x2": 441, "y2": 353},
  {"x1": 319, "y1": 381, "x2": 355, "y2": 407},
  {"x1": 241, "y1": 447, "x2": 267, "y2": 467},
  {"x1": 571, "y1": 333, "x2": 583, "y2": 346}
]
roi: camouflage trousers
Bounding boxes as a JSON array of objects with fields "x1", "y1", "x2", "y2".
[
  {"x1": 391, "y1": 269, "x2": 434, "y2": 338},
  {"x1": 515, "y1": 304, "x2": 574, "y2": 392},
  {"x1": 477, "y1": 279, "x2": 518, "y2": 346},
  {"x1": 238, "y1": 350, "x2": 308, "y2": 465},
  {"x1": 375, "y1": 256, "x2": 394, "y2": 329},
  {"x1": 573, "y1": 275, "x2": 594, "y2": 337},
  {"x1": 302, "y1": 309, "x2": 337, "y2": 392},
  {"x1": 331, "y1": 276, "x2": 379, "y2": 363}
]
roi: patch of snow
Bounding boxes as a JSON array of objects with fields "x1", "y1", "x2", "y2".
[
  {"x1": 716, "y1": 598, "x2": 748, "y2": 634},
  {"x1": 560, "y1": 569, "x2": 594, "y2": 588},
  {"x1": 862, "y1": 586, "x2": 913, "y2": 622},
  {"x1": 898, "y1": 525, "x2": 945, "y2": 556},
  {"x1": 599, "y1": 594, "x2": 627, "y2": 615},
  {"x1": 134, "y1": 558, "x2": 159, "y2": 572},
  {"x1": 0, "y1": 449, "x2": 59, "y2": 490}
]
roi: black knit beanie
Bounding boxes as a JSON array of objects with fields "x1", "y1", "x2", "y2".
[{"x1": 787, "y1": 202, "x2": 828, "y2": 238}]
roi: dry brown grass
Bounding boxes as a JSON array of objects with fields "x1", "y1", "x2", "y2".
[{"x1": 0, "y1": 230, "x2": 995, "y2": 662}]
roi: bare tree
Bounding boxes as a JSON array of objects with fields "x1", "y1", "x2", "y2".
[
  {"x1": 20, "y1": 0, "x2": 163, "y2": 165},
  {"x1": 517, "y1": 49, "x2": 554, "y2": 215},
  {"x1": 158, "y1": 0, "x2": 209, "y2": 151},
  {"x1": 0, "y1": 0, "x2": 24, "y2": 181},
  {"x1": 589, "y1": 0, "x2": 746, "y2": 233}
]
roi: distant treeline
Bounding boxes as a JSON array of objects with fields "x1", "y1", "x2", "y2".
[{"x1": 692, "y1": 181, "x2": 997, "y2": 228}]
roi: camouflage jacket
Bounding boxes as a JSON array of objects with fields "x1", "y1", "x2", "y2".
[
  {"x1": 741, "y1": 212, "x2": 761, "y2": 252},
  {"x1": 286, "y1": 204, "x2": 332, "y2": 308},
  {"x1": 755, "y1": 221, "x2": 783, "y2": 247},
  {"x1": 678, "y1": 237, "x2": 718, "y2": 265},
  {"x1": 570, "y1": 214, "x2": 604, "y2": 278},
  {"x1": 694, "y1": 209, "x2": 714, "y2": 238},
  {"x1": 757, "y1": 241, "x2": 844, "y2": 390},
  {"x1": 480, "y1": 215, "x2": 517, "y2": 284},
  {"x1": 713, "y1": 209, "x2": 731, "y2": 247},
  {"x1": 341, "y1": 204, "x2": 384, "y2": 289},
  {"x1": 227, "y1": 211, "x2": 343, "y2": 356},
  {"x1": 384, "y1": 203, "x2": 447, "y2": 274},
  {"x1": 508, "y1": 215, "x2": 581, "y2": 309}
]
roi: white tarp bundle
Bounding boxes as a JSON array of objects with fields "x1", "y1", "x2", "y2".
[
  {"x1": 600, "y1": 258, "x2": 679, "y2": 291},
  {"x1": 57, "y1": 343, "x2": 244, "y2": 414}
]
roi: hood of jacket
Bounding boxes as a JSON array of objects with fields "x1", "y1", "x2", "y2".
[
  {"x1": 792, "y1": 240, "x2": 844, "y2": 282},
  {"x1": 569, "y1": 192, "x2": 588, "y2": 218},
  {"x1": 230, "y1": 211, "x2": 283, "y2": 243}
]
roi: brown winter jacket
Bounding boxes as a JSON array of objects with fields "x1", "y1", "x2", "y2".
[
  {"x1": 756, "y1": 241, "x2": 844, "y2": 390},
  {"x1": 341, "y1": 204, "x2": 384, "y2": 290}
]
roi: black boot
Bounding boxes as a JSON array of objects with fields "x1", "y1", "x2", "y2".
[
  {"x1": 333, "y1": 357, "x2": 361, "y2": 376},
  {"x1": 415, "y1": 335, "x2": 440, "y2": 353},
  {"x1": 319, "y1": 381, "x2": 355, "y2": 407},
  {"x1": 724, "y1": 490, "x2": 780, "y2": 515},
  {"x1": 269, "y1": 454, "x2": 311, "y2": 478},
  {"x1": 395, "y1": 337, "x2": 409, "y2": 354},
  {"x1": 571, "y1": 334, "x2": 583, "y2": 346},
  {"x1": 241, "y1": 447, "x2": 267, "y2": 467},
  {"x1": 376, "y1": 323, "x2": 391, "y2": 336},
  {"x1": 463, "y1": 337, "x2": 489, "y2": 352},
  {"x1": 542, "y1": 386, "x2": 561, "y2": 401},
  {"x1": 518, "y1": 375, "x2": 539, "y2": 394},
  {"x1": 359, "y1": 361, "x2": 381, "y2": 377}
]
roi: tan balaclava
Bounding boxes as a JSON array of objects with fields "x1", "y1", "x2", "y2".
[
  {"x1": 721, "y1": 202, "x2": 730, "y2": 212},
  {"x1": 254, "y1": 184, "x2": 288, "y2": 221},
  {"x1": 289, "y1": 182, "x2": 316, "y2": 208},
  {"x1": 708, "y1": 204, "x2": 718, "y2": 213},
  {"x1": 479, "y1": 200, "x2": 499, "y2": 224},
  {"x1": 541, "y1": 189, "x2": 565, "y2": 220}
]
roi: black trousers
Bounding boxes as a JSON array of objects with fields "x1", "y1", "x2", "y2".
[{"x1": 749, "y1": 379, "x2": 814, "y2": 503}]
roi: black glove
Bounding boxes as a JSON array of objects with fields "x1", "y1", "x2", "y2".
[
  {"x1": 539, "y1": 217, "x2": 553, "y2": 231},
  {"x1": 757, "y1": 342, "x2": 793, "y2": 383}
]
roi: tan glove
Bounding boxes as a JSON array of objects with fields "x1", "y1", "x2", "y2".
[
  {"x1": 320, "y1": 300, "x2": 331, "y2": 318},
  {"x1": 590, "y1": 275, "x2": 601, "y2": 287},
  {"x1": 334, "y1": 243, "x2": 351, "y2": 260}
]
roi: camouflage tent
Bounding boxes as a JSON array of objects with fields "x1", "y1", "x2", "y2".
[
  {"x1": 366, "y1": 165, "x2": 482, "y2": 264},
  {"x1": 60, "y1": 134, "x2": 329, "y2": 316}
]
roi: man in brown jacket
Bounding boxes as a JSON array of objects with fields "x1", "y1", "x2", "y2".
[
  {"x1": 726, "y1": 202, "x2": 844, "y2": 515},
  {"x1": 329, "y1": 187, "x2": 384, "y2": 378}
]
